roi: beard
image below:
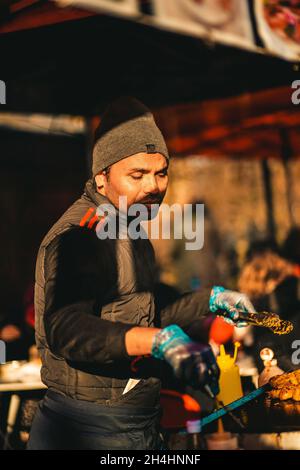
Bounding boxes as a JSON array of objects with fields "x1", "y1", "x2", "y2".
[{"x1": 135, "y1": 196, "x2": 162, "y2": 220}]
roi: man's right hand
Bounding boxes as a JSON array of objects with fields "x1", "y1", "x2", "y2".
[{"x1": 151, "y1": 325, "x2": 220, "y2": 395}]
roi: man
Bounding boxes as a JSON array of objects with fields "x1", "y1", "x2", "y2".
[{"x1": 28, "y1": 97, "x2": 254, "y2": 450}]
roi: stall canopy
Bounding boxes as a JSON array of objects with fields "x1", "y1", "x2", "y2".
[
  {"x1": 1, "y1": 0, "x2": 300, "y2": 169},
  {"x1": 0, "y1": 1, "x2": 298, "y2": 116}
]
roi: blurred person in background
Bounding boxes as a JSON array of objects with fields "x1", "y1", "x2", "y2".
[
  {"x1": 237, "y1": 243, "x2": 300, "y2": 371},
  {"x1": 0, "y1": 283, "x2": 35, "y2": 361}
]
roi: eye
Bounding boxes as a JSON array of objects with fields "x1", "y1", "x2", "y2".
[
  {"x1": 130, "y1": 173, "x2": 143, "y2": 180},
  {"x1": 157, "y1": 170, "x2": 168, "y2": 177}
]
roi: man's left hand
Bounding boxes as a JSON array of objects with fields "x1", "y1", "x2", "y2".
[{"x1": 209, "y1": 286, "x2": 255, "y2": 327}]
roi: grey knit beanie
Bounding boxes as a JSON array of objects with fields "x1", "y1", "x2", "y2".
[{"x1": 92, "y1": 97, "x2": 169, "y2": 176}]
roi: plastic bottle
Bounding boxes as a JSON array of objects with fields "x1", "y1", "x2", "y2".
[
  {"x1": 258, "y1": 348, "x2": 284, "y2": 387},
  {"x1": 186, "y1": 419, "x2": 206, "y2": 450},
  {"x1": 216, "y1": 342, "x2": 243, "y2": 406}
]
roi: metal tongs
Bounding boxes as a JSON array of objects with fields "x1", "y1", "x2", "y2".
[{"x1": 217, "y1": 309, "x2": 293, "y2": 335}]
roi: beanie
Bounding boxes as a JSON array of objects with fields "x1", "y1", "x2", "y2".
[{"x1": 92, "y1": 96, "x2": 169, "y2": 176}]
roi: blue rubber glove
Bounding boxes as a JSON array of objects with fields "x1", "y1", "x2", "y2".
[
  {"x1": 209, "y1": 286, "x2": 256, "y2": 327},
  {"x1": 152, "y1": 325, "x2": 220, "y2": 396}
]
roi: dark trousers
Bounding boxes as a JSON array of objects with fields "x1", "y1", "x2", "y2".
[{"x1": 27, "y1": 389, "x2": 163, "y2": 450}]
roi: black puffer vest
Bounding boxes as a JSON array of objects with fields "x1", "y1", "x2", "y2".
[{"x1": 35, "y1": 179, "x2": 162, "y2": 408}]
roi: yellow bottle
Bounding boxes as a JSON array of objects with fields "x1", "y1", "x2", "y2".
[{"x1": 217, "y1": 342, "x2": 243, "y2": 406}]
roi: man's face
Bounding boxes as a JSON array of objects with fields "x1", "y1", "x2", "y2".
[{"x1": 95, "y1": 152, "x2": 168, "y2": 218}]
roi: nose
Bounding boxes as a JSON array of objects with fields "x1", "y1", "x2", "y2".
[{"x1": 144, "y1": 175, "x2": 160, "y2": 195}]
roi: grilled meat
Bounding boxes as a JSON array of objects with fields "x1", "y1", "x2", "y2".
[{"x1": 268, "y1": 370, "x2": 300, "y2": 401}]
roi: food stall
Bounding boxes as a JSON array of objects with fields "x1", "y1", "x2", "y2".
[{"x1": 1, "y1": 0, "x2": 300, "y2": 452}]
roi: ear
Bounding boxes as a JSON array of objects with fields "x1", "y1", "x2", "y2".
[{"x1": 95, "y1": 172, "x2": 106, "y2": 195}]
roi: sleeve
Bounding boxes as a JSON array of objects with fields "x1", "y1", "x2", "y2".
[
  {"x1": 43, "y1": 227, "x2": 136, "y2": 365},
  {"x1": 157, "y1": 287, "x2": 213, "y2": 342}
]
